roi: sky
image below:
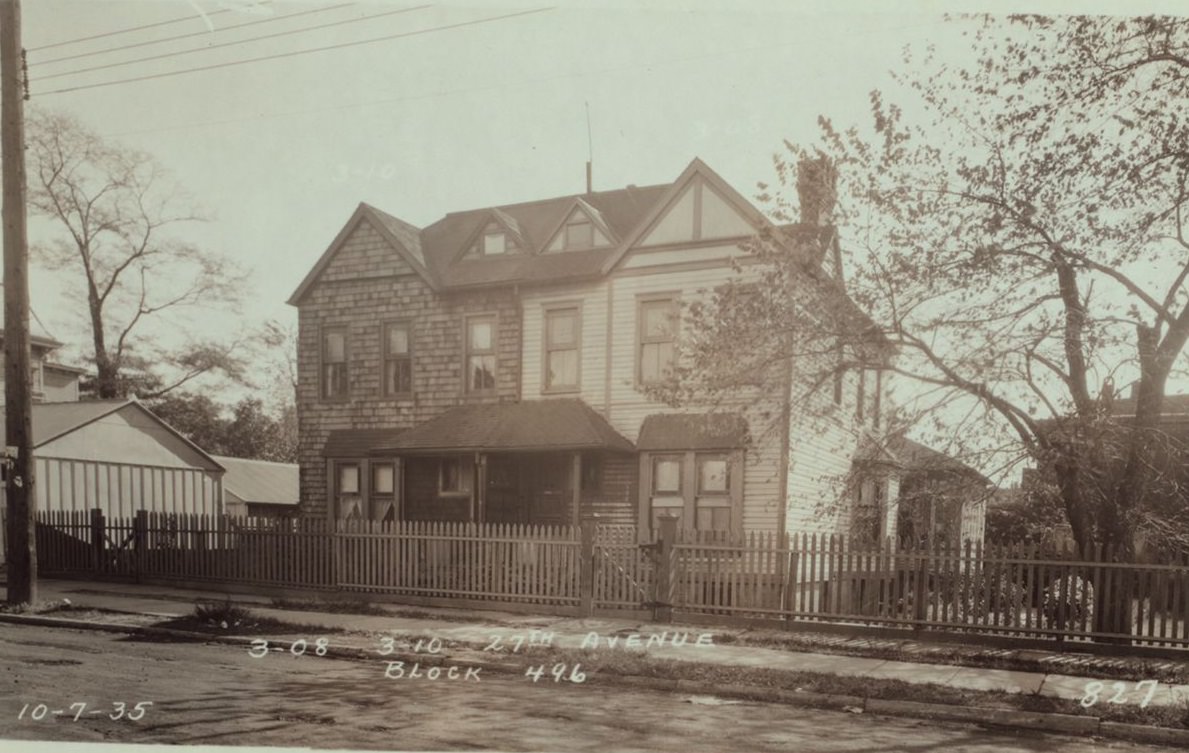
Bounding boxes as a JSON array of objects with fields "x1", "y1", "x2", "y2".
[
  {"x1": 17, "y1": 0, "x2": 980, "y2": 361},
  {"x1": 12, "y1": 0, "x2": 1189, "y2": 476}
]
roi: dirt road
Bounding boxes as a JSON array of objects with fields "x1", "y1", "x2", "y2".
[{"x1": 0, "y1": 623, "x2": 1172, "y2": 752}]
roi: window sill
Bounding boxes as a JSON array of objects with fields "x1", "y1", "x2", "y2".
[{"x1": 542, "y1": 386, "x2": 580, "y2": 395}]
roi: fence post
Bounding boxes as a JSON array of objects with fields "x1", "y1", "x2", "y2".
[
  {"x1": 133, "y1": 510, "x2": 148, "y2": 583},
  {"x1": 652, "y1": 514, "x2": 678, "y2": 623},
  {"x1": 781, "y1": 531, "x2": 798, "y2": 621},
  {"x1": 90, "y1": 508, "x2": 105, "y2": 574},
  {"x1": 913, "y1": 543, "x2": 928, "y2": 634},
  {"x1": 579, "y1": 514, "x2": 597, "y2": 617}
]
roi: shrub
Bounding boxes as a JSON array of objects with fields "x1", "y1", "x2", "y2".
[
  {"x1": 1041, "y1": 574, "x2": 1094, "y2": 630},
  {"x1": 192, "y1": 598, "x2": 254, "y2": 629}
]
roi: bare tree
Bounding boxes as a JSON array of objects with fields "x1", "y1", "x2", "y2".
[{"x1": 26, "y1": 108, "x2": 247, "y2": 398}]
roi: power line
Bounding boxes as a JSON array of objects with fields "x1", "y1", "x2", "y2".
[
  {"x1": 37, "y1": 4, "x2": 429, "y2": 82},
  {"x1": 36, "y1": 7, "x2": 555, "y2": 97},
  {"x1": 100, "y1": 17, "x2": 950, "y2": 140},
  {"x1": 28, "y1": 3, "x2": 261, "y2": 53},
  {"x1": 32, "y1": 2, "x2": 355, "y2": 68}
]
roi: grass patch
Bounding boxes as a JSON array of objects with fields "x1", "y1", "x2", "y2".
[
  {"x1": 270, "y1": 597, "x2": 390, "y2": 616},
  {"x1": 268, "y1": 597, "x2": 507, "y2": 625},
  {"x1": 713, "y1": 630, "x2": 1189, "y2": 684},
  {"x1": 149, "y1": 599, "x2": 347, "y2": 637},
  {"x1": 0, "y1": 598, "x2": 76, "y2": 614},
  {"x1": 517, "y1": 645, "x2": 1189, "y2": 730}
]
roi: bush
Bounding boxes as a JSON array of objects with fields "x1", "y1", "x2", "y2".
[
  {"x1": 1041, "y1": 574, "x2": 1094, "y2": 630},
  {"x1": 192, "y1": 598, "x2": 254, "y2": 629},
  {"x1": 932, "y1": 569, "x2": 1028, "y2": 624}
]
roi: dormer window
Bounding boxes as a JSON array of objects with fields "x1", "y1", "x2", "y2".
[
  {"x1": 465, "y1": 221, "x2": 520, "y2": 258},
  {"x1": 545, "y1": 206, "x2": 613, "y2": 252}
]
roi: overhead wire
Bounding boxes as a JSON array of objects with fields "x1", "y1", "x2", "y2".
[
  {"x1": 35, "y1": 7, "x2": 555, "y2": 97},
  {"x1": 31, "y1": 2, "x2": 356, "y2": 68},
  {"x1": 28, "y1": 2, "x2": 263, "y2": 52},
  {"x1": 36, "y1": 4, "x2": 430, "y2": 81}
]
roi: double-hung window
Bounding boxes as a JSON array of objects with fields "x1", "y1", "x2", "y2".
[
  {"x1": 544, "y1": 306, "x2": 579, "y2": 392},
  {"x1": 638, "y1": 297, "x2": 678, "y2": 385},
  {"x1": 336, "y1": 462, "x2": 362, "y2": 519},
  {"x1": 466, "y1": 316, "x2": 497, "y2": 392},
  {"x1": 322, "y1": 327, "x2": 348, "y2": 399},
  {"x1": 383, "y1": 322, "x2": 412, "y2": 396},
  {"x1": 642, "y1": 450, "x2": 741, "y2": 539}
]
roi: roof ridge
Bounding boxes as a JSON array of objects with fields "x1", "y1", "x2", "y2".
[{"x1": 441, "y1": 181, "x2": 673, "y2": 219}]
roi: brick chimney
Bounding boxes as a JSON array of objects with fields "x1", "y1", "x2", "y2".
[{"x1": 797, "y1": 156, "x2": 837, "y2": 226}]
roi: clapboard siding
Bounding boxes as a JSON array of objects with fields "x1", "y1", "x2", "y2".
[
  {"x1": 520, "y1": 281, "x2": 608, "y2": 407},
  {"x1": 603, "y1": 262, "x2": 786, "y2": 533}
]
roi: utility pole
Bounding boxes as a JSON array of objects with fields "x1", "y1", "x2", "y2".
[{"x1": 1, "y1": 0, "x2": 37, "y2": 605}]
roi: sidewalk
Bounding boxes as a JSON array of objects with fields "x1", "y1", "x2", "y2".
[{"x1": 21, "y1": 578, "x2": 1189, "y2": 709}]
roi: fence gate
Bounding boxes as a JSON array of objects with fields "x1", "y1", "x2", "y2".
[{"x1": 591, "y1": 524, "x2": 655, "y2": 617}]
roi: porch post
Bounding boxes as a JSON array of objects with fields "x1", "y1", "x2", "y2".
[
  {"x1": 474, "y1": 453, "x2": 486, "y2": 524},
  {"x1": 570, "y1": 453, "x2": 582, "y2": 528}
]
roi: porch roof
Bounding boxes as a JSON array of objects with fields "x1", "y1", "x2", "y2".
[
  {"x1": 636, "y1": 412, "x2": 749, "y2": 451},
  {"x1": 363, "y1": 399, "x2": 634, "y2": 454}
]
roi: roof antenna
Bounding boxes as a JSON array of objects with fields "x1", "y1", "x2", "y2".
[{"x1": 585, "y1": 101, "x2": 593, "y2": 194}]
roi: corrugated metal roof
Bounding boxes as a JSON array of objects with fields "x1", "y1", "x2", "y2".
[
  {"x1": 211, "y1": 455, "x2": 299, "y2": 506},
  {"x1": 636, "y1": 413, "x2": 748, "y2": 451},
  {"x1": 336, "y1": 399, "x2": 635, "y2": 454}
]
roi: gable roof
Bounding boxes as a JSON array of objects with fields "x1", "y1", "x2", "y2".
[
  {"x1": 368, "y1": 399, "x2": 634, "y2": 454},
  {"x1": 288, "y1": 157, "x2": 875, "y2": 307},
  {"x1": 212, "y1": 455, "x2": 298, "y2": 505},
  {"x1": 5, "y1": 399, "x2": 224, "y2": 472},
  {"x1": 287, "y1": 202, "x2": 436, "y2": 305},
  {"x1": 418, "y1": 182, "x2": 670, "y2": 289},
  {"x1": 601, "y1": 158, "x2": 772, "y2": 274}
]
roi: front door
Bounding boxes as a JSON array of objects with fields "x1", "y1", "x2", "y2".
[
  {"x1": 485, "y1": 455, "x2": 526, "y2": 524},
  {"x1": 524, "y1": 453, "x2": 572, "y2": 526}
]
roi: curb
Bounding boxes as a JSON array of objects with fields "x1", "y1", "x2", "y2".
[{"x1": 5, "y1": 612, "x2": 1189, "y2": 747}]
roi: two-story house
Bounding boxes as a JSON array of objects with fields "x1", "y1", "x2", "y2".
[{"x1": 288, "y1": 158, "x2": 896, "y2": 541}]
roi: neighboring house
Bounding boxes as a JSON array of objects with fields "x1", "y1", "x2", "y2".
[
  {"x1": 288, "y1": 157, "x2": 896, "y2": 541},
  {"x1": 213, "y1": 455, "x2": 299, "y2": 518},
  {"x1": 0, "y1": 295, "x2": 86, "y2": 403},
  {"x1": 888, "y1": 436, "x2": 991, "y2": 548},
  {"x1": 0, "y1": 398, "x2": 226, "y2": 561},
  {"x1": 13, "y1": 399, "x2": 227, "y2": 519}
]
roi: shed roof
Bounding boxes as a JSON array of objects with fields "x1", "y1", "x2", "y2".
[
  {"x1": 636, "y1": 413, "x2": 749, "y2": 451},
  {"x1": 886, "y1": 436, "x2": 991, "y2": 485},
  {"x1": 211, "y1": 455, "x2": 298, "y2": 506},
  {"x1": 334, "y1": 399, "x2": 634, "y2": 455}
]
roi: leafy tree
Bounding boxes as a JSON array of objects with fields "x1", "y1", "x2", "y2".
[
  {"x1": 144, "y1": 392, "x2": 229, "y2": 455},
  {"x1": 144, "y1": 392, "x2": 297, "y2": 463},
  {"x1": 26, "y1": 108, "x2": 248, "y2": 399},
  {"x1": 224, "y1": 398, "x2": 297, "y2": 463},
  {"x1": 674, "y1": 15, "x2": 1189, "y2": 567}
]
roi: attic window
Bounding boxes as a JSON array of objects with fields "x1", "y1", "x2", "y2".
[
  {"x1": 565, "y1": 218, "x2": 593, "y2": 249},
  {"x1": 483, "y1": 231, "x2": 507, "y2": 255},
  {"x1": 546, "y1": 208, "x2": 612, "y2": 252}
]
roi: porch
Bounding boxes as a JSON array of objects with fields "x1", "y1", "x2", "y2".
[{"x1": 323, "y1": 398, "x2": 635, "y2": 526}]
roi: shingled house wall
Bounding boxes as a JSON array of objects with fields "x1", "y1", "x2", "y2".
[{"x1": 295, "y1": 218, "x2": 521, "y2": 517}]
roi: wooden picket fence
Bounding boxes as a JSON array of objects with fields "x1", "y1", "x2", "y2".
[
  {"x1": 26, "y1": 509, "x2": 1189, "y2": 649},
  {"x1": 670, "y1": 530, "x2": 1189, "y2": 648}
]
